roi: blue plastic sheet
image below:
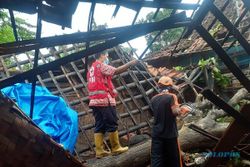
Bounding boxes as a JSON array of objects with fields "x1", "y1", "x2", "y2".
[{"x1": 1, "y1": 83, "x2": 78, "y2": 153}]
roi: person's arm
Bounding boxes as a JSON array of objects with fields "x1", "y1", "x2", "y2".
[
  {"x1": 114, "y1": 59, "x2": 138, "y2": 75},
  {"x1": 100, "y1": 63, "x2": 116, "y2": 76},
  {"x1": 170, "y1": 94, "x2": 191, "y2": 116},
  {"x1": 172, "y1": 105, "x2": 190, "y2": 116},
  {"x1": 170, "y1": 93, "x2": 181, "y2": 116},
  {"x1": 163, "y1": 90, "x2": 190, "y2": 117}
]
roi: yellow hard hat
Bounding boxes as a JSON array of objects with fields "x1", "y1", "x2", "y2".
[{"x1": 158, "y1": 76, "x2": 173, "y2": 86}]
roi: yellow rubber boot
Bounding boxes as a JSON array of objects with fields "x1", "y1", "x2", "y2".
[
  {"x1": 94, "y1": 133, "x2": 111, "y2": 158},
  {"x1": 109, "y1": 131, "x2": 128, "y2": 155}
]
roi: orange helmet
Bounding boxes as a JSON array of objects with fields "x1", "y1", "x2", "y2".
[{"x1": 158, "y1": 76, "x2": 173, "y2": 86}]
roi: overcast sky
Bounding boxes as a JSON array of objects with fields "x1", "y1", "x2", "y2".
[{"x1": 14, "y1": 0, "x2": 200, "y2": 56}]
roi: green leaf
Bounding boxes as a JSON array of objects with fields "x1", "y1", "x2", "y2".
[
  {"x1": 0, "y1": 24, "x2": 15, "y2": 43},
  {"x1": 173, "y1": 66, "x2": 185, "y2": 71},
  {"x1": 198, "y1": 57, "x2": 230, "y2": 88},
  {"x1": 138, "y1": 9, "x2": 184, "y2": 53},
  {"x1": 0, "y1": 10, "x2": 35, "y2": 43}
]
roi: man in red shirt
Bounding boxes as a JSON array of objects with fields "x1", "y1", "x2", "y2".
[{"x1": 87, "y1": 51, "x2": 138, "y2": 158}]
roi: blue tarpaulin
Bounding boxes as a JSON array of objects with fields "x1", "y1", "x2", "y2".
[{"x1": 1, "y1": 83, "x2": 78, "y2": 153}]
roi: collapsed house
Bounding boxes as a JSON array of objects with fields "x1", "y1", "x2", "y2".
[{"x1": 0, "y1": 0, "x2": 250, "y2": 167}]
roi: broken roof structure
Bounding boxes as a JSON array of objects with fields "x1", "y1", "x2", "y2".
[
  {"x1": 144, "y1": 0, "x2": 250, "y2": 68},
  {"x1": 0, "y1": 0, "x2": 250, "y2": 166}
]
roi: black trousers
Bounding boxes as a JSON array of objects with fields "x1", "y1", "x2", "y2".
[
  {"x1": 91, "y1": 106, "x2": 118, "y2": 133},
  {"x1": 151, "y1": 136, "x2": 182, "y2": 167}
]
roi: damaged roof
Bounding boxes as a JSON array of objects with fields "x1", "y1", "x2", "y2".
[
  {"x1": 144, "y1": 0, "x2": 250, "y2": 62},
  {"x1": 1, "y1": 0, "x2": 79, "y2": 28},
  {"x1": 0, "y1": 0, "x2": 199, "y2": 28}
]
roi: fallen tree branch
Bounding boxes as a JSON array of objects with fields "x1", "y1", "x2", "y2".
[
  {"x1": 179, "y1": 88, "x2": 249, "y2": 151},
  {"x1": 228, "y1": 88, "x2": 248, "y2": 106}
]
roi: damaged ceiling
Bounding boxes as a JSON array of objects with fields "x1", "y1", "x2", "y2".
[
  {"x1": 1, "y1": 0, "x2": 79, "y2": 27},
  {"x1": 1, "y1": 0, "x2": 250, "y2": 166},
  {"x1": 144, "y1": 0, "x2": 250, "y2": 68}
]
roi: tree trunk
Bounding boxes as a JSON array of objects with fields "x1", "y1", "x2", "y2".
[
  {"x1": 86, "y1": 140, "x2": 151, "y2": 167},
  {"x1": 178, "y1": 120, "x2": 229, "y2": 151}
]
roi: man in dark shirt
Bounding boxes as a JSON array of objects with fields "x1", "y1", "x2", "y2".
[{"x1": 151, "y1": 76, "x2": 190, "y2": 167}]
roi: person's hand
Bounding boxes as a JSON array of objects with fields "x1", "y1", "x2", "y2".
[
  {"x1": 178, "y1": 106, "x2": 191, "y2": 118},
  {"x1": 130, "y1": 59, "x2": 139, "y2": 66},
  {"x1": 172, "y1": 85, "x2": 180, "y2": 91}
]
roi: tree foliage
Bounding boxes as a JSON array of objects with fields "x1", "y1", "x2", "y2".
[
  {"x1": 120, "y1": 45, "x2": 137, "y2": 55},
  {"x1": 0, "y1": 10, "x2": 35, "y2": 71},
  {"x1": 0, "y1": 10, "x2": 35, "y2": 44},
  {"x1": 198, "y1": 57, "x2": 230, "y2": 88},
  {"x1": 138, "y1": 9, "x2": 184, "y2": 53}
]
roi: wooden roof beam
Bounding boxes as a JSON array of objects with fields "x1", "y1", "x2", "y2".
[
  {"x1": 80, "y1": 0, "x2": 199, "y2": 10},
  {"x1": 0, "y1": 12, "x2": 190, "y2": 89},
  {"x1": 0, "y1": 12, "x2": 188, "y2": 56}
]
